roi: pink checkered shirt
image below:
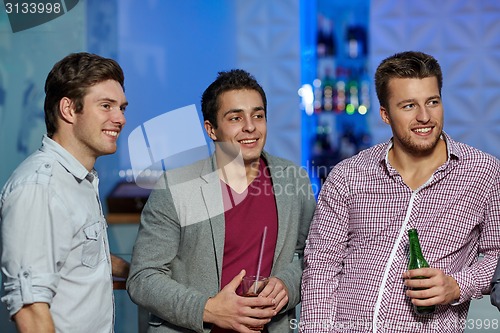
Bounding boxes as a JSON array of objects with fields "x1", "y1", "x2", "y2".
[{"x1": 300, "y1": 133, "x2": 500, "y2": 333}]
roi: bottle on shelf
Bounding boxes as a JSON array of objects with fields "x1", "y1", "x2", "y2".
[
  {"x1": 344, "y1": 16, "x2": 367, "y2": 59},
  {"x1": 312, "y1": 122, "x2": 331, "y2": 156},
  {"x1": 311, "y1": 120, "x2": 338, "y2": 184},
  {"x1": 334, "y1": 67, "x2": 347, "y2": 113},
  {"x1": 358, "y1": 67, "x2": 370, "y2": 115},
  {"x1": 346, "y1": 68, "x2": 359, "y2": 115},
  {"x1": 338, "y1": 124, "x2": 357, "y2": 160},
  {"x1": 316, "y1": 14, "x2": 336, "y2": 98},
  {"x1": 407, "y1": 228, "x2": 436, "y2": 315},
  {"x1": 313, "y1": 78, "x2": 323, "y2": 114},
  {"x1": 321, "y1": 68, "x2": 335, "y2": 112},
  {"x1": 316, "y1": 14, "x2": 336, "y2": 58}
]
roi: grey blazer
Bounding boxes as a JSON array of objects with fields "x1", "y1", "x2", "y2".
[
  {"x1": 490, "y1": 256, "x2": 500, "y2": 311},
  {"x1": 127, "y1": 151, "x2": 316, "y2": 332}
]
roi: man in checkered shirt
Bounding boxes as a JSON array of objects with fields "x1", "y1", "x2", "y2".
[{"x1": 300, "y1": 51, "x2": 500, "y2": 333}]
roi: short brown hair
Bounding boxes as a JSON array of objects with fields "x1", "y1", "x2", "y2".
[
  {"x1": 201, "y1": 69, "x2": 267, "y2": 129},
  {"x1": 44, "y1": 52, "x2": 125, "y2": 137},
  {"x1": 374, "y1": 51, "x2": 442, "y2": 109}
]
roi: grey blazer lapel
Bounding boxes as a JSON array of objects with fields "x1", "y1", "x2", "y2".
[
  {"x1": 200, "y1": 156, "x2": 225, "y2": 283},
  {"x1": 265, "y1": 154, "x2": 290, "y2": 265}
]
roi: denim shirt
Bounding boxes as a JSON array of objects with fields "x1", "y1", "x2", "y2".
[{"x1": 0, "y1": 135, "x2": 113, "y2": 333}]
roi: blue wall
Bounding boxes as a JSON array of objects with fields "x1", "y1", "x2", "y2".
[
  {"x1": 112, "y1": 0, "x2": 238, "y2": 190},
  {"x1": 0, "y1": 2, "x2": 87, "y2": 186},
  {"x1": 0, "y1": 0, "x2": 241, "y2": 205},
  {"x1": 0, "y1": 3, "x2": 88, "y2": 330}
]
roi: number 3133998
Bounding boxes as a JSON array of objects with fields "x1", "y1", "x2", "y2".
[
  {"x1": 442, "y1": 318, "x2": 499, "y2": 330},
  {"x1": 4, "y1": 2, "x2": 62, "y2": 14}
]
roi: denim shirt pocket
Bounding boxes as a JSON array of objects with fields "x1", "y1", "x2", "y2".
[{"x1": 82, "y1": 221, "x2": 104, "y2": 268}]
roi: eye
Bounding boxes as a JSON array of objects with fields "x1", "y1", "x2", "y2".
[
  {"x1": 120, "y1": 106, "x2": 127, "y2": 113},
  {"x1": 101, "y1": 103, "x2": 111, "y2": 110},
  {"x1": 402, "y1": 103, "x2": 414, "y2": 110},
  {"x1": 428, "y1": 99, "x2": 440, "y2": 107}
]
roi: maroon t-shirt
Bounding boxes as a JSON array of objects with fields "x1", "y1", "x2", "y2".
[{"x1": 212, "y1": 158, "x2": 278, "y2": 333}]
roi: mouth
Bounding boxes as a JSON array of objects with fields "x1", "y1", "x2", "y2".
[
  {"x1": 239, "y1": 139, "x2": 258, "y2": 144},
  {"x1": 103, "y1": 130, "x2": 119, "y2": 138},
  {"x1": 412, "y1": 127, "x2": 432, "y2": 134}
]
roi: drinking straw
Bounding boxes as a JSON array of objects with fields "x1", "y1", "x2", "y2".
[{"x1": 254, "y1": 226, "x2": 268, "y2": 294}]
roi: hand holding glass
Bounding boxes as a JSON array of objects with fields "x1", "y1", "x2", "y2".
[
  {"x1": 241, "y1": 275, "x2": 268, "y2": 297},
  {"x1": 240, "y1": 275, "x2": 269, "y2": 331}
]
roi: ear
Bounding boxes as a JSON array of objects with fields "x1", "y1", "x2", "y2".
[
  {"x1": 59, "y1": 97, "x2": 76, "y2": 124},
  {"x1": 204, "y1": 120, "x2": 217, "y2": 141},
  {"x1": 380, "y1": 106, "x2": 391, "y2": 125}
]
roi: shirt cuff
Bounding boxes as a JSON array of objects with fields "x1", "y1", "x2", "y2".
[
  {"x1": 1, "y1": 268, "x2": 57, "y2": 317},
  {"x1": 450, "y1": 271, "x2": 479, "y2": 305}
]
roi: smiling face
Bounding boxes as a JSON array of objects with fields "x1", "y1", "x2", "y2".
[
  {"x1": 380, "y1": 77, "x2": 444, "y2": 157},
  {"x1": 205, "y1": 89, "x2": 267, "y2": 167},
  {"x1": 69, "y1": 79, "x2": 127, "y2": 165}
]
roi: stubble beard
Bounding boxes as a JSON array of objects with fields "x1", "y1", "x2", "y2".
[{"x1": 398, "y1": 129, "x2": 442, "y2": 157}]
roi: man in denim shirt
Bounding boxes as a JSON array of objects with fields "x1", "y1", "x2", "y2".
[{"x1": 0, "y1": 52, "x2": 129, "y2": 332}]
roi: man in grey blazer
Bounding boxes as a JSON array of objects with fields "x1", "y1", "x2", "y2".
[{"x1": 127, "y1": 69, "x2": 316, "y2": 333}]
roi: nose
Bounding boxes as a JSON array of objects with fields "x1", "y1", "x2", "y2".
[
  {"x1": 242, "y1": 116, "x2": 255, "y2": 132},
  {"x1": 416, "y1": 106, "x2": 430, "y2": 123},
  {"x1": 112, "y1": 109, "x2": 126, "y2": 127}
]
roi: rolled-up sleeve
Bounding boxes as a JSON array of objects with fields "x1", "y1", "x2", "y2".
[{"x1": 1, "y1": 182, "x2": 68, "y2": 317}]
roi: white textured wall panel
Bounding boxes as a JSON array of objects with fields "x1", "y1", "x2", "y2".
[
  {"x1": 235, "y1": 0, "x2": 302, "y2": 164},
  {"x1": 370, "y1": 0, "x2": 500, "y2": 158}
]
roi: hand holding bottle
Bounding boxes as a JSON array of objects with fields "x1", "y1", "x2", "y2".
[
  {"x1": 406, "y1": 228, "x2": 436, "y2": 314},
  {"x1": 404, "y1": 229, "x2": 461, "y2": 314},
  {"x1": 403, "y1": 267, "x2": 461, "y2": 309}
]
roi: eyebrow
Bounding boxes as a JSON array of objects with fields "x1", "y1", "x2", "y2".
[
  {"x1": 222, "y1": 106, "x2": 264, "y2": 118},
  {"x1": 222, "y1": 109, "x2": 243, "y2": 117},
  {"x1": 97, "y1": 97, "x2": 129, "y2": 108},
  {"x1": 396, "y1": 95, "x2": 440, "y2": 107},
  {"x1": 396, "y1": 99, "x2": 415, "y2": 107}
]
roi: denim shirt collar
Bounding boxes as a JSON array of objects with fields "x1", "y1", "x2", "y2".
[{"x1": 39, "y1": 135, "x2": 95, "y2": 181}]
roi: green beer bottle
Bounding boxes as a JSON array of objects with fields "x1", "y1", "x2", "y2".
[{"x1": 407, "y1": 228, "x2": 436, "y2": 315}]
